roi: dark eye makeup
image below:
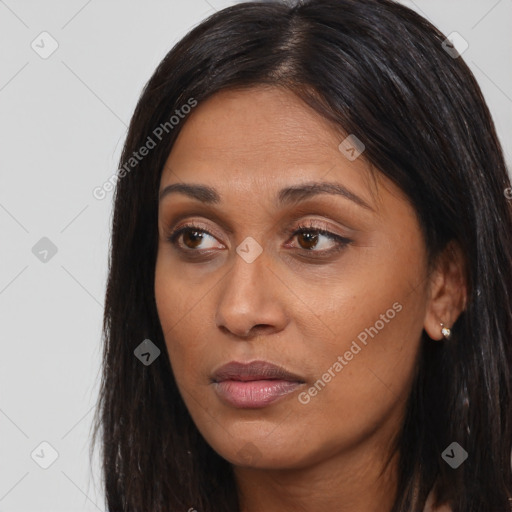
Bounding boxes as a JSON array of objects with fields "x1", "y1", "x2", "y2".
[{"x1": 166, "y1": 219, "x2": 353, "y2": 260}]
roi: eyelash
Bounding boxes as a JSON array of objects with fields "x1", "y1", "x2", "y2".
[{"x1": 166, "y1": 221, "x2": 352, "y2": 258}]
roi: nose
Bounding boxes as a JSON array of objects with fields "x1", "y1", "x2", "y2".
[{"x1": 214, "y1": 247, "x2": 289, "y2": 339}]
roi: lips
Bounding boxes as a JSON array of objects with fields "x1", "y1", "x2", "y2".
[{"x1": 211, "y1": 360, "x2": 305, "y2": 409}]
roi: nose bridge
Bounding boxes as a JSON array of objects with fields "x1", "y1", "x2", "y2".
[{"x1": 215, "y1": 241, "x2": 286, "y2": 337}]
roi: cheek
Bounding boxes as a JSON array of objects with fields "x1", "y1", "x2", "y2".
[
  {"x1": 299, "y1": 291, "x2": 420, "y2": 401},
  {"x1": 154, "y1": 255, "x2": 199, "y2": 381},
  {"x1": 288, "y1": 290, "x2": 424, "y2": 461},
  {"x1": 292, "y1": 236, "x2": 427, "y2": 428},
  {"x1": 154, "y1": 252, "x2": 222, "y2": 402}
]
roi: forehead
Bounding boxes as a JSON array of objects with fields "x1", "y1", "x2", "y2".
[
  {"x1": 170, "y1": 86, "x2": 342, "y2": 155},
  {"x1": 160, "y1": 86, "x2": 385, "y2": 208}
]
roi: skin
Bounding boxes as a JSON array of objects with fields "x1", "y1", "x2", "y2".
[{"x1": 154, "y1": 85, "x2": 467, "y2": 512}]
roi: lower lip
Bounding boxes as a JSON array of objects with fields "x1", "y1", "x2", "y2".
[{"x1": 213, "y1": 379, "x2": 303, "y2": 408}]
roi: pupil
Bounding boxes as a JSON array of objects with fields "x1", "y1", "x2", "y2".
[
  {"x1": 184, "y1": 230, "x2": 203, "y2": 248},
  {"x1": 299, "y1": 232, "x2": 318, "y2": 250}
]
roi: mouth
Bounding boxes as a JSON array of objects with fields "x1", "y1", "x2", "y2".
[{"x1": 211, "y1": 360, "x2": 306, "y2": 409}]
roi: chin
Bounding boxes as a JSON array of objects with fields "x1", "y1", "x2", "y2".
[{"x1": 212, "y1": 434, "x2": 317, "y2": 470}]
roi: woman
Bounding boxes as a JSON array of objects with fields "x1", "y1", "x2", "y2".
[{"x1": 91, "y1": 1, "x2": 512, "y2": 511}]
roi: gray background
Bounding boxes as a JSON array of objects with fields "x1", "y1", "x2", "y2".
[{"x1": 1, "y1": 1, "x2": 511, "y2": 510}]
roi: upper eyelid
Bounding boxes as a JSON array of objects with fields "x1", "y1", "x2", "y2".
[
  {"x1": 169, "y1": 221, "x2": 347, "y2": 245},
  {"x1": 169, "y1": 220, "x2": 225, "y2": 243},
  {"x1": 164, "y1": 209, "x2": 356, "y2": 235},
  {"x1": 164, "y1": 210, "x2": 235, "y2": 237},
  {"x1": 169, "y1": 218, "x2": 341, "y2": 234},
  {"x1": 160, "y1": 197, "x2": 366, "y2": 235}
]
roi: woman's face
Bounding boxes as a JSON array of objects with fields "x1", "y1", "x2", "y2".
[{"x1": 155, "y1": 86, "x2": 432, "y2": 470}]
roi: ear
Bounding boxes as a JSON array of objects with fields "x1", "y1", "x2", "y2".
[{"x1": 423, "y1": 240, "x2": 468, "y2": 341}]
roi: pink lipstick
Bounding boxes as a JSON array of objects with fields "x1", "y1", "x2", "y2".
[{"x1": 211, "y1": 360, "x2": 305, "y2": 408}]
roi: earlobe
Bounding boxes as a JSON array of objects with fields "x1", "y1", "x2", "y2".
[
  {"x1": 424, "y1": 310, "x2": 450, "y2": 341},
  {"x1": 423, "y1": 240, "x2": 467, "y2": 342}
]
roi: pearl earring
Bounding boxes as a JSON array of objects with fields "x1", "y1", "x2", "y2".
[{"x1": 440, "y1": 322, "x2": 452, "y2": 340}]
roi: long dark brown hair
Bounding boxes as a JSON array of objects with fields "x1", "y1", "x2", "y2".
[{"x1": 90, "y1": 1, "x2": 512, "y2": 510}]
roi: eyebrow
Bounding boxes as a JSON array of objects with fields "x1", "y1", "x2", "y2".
[{"x1": 158, "y1": 181, "x2": 374, "y2": 211}]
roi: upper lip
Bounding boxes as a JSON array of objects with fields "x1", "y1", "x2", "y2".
[{"x1": 211, "y1": 360, "x2": 305, "y2": 383}]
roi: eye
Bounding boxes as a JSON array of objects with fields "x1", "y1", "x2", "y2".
[
  {"x1": 285, "y1": 221, "x2": 352, "y2": 256},
  {"x1": 166, "y1": 221, "x2": 352, "y2": 258},
  {"x1": 167, "y1": 223, "x2": 223, "y2": 253}
]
